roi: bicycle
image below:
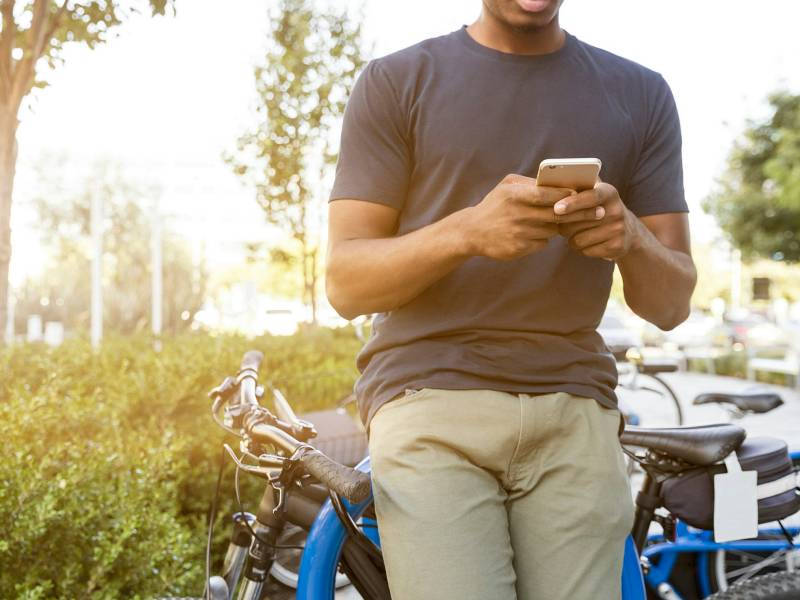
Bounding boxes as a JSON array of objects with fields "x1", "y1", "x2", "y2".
[
  {"x1": 158, "y1": 350, "x2": 376, "y2": 600},
  {"x1": 680, "y1": 391, "x2": 800, "y2": 596},
  {"x1": 617, "y1": 347, "x2": 684, "y2": 427},
  {"x1": 619, "y1": 386, "x2": 799, "y2": 597},
  {"x1": 162, "y1": 350, "x2": 800, "y2": 600}
]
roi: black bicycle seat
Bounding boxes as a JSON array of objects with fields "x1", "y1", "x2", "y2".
[
  {"x1": 693, "y1": 391, "x2": 784, "y2": 414},
  {"x1": 621, "y1": 424, "x2": 746, "y2": 466},
  {"x1": 638, "y1": 361, "x2": 680, "y2": 375}
]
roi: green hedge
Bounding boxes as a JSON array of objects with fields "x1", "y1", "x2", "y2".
[{"x1": 0, "y1": 328, "x2": 361, "y2": 599}]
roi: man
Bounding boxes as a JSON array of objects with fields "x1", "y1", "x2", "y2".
[{"x1": 325, "y1": 0, "x2": 696, "y2": 598}]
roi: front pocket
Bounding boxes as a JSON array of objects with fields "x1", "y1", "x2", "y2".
[{"x1": 403, "y1": 387, "x2": 432, "y2": 400}]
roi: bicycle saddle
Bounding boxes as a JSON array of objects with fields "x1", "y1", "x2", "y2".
[
  {"x1": 638, "y1": 361, "x2": 679, "y2": 375},
  {"x1": 620, "y1": 424, "x2": 746, "y2": 466},
  {"x1": 692, "y1": 391, "x2": 784, "y2": 414}
]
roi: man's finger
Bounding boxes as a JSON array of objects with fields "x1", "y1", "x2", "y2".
[
  {"x1": 580, "y1": 241, "x2": 617, "y2": 261},
  {"x1": 558, "y1": 219, "x2": 600, "y2": 237},
  {"x1": 554, "y1": 182, "x2": 617, "y2": 215},
  {"x1": 553, "y1": 205, "x2": 605, "y2": 224},
  {"x1": 570, "y1": 223, "x2": 616, "y2": 249},
  {"x1": 502, "y1": 173, "x2": 538, "y2": 186},
  {"x1": 552, "y1": 188, "x2": 603, "y2": 215},
  {"x1": 520, "y1": 206, "x2": 605, "y2": 224},
  {"x1": 507, "y1": 183, "x2": 574, "y2": 207}
]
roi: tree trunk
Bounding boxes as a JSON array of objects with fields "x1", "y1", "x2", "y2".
[{"x1": 0, "y1": 105, "x2": 18, "y2": 344}]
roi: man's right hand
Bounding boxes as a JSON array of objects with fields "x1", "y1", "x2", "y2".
[{"x1": 462, "y1": 174, "x2": 606, "y2": 261}]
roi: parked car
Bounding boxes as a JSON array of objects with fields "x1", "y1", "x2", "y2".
[
  {"x1": 664, "y1": 310, "x2": 730, "y2": 349},
  {"x1": 723, "y1": 310, "x2": 787, "y2": 348},
  {"x1": 598, "y1": 311, "x2": 642, "y2": 359}
]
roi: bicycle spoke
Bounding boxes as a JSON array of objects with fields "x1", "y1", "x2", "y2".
[{"x1": 725, "y1": 549, "x2": 790, "y2": 581}]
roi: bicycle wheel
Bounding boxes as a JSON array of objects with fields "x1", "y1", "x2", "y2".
[
  {"x1": 705, "y1": 456, "x2": 800, "y2": 592},
  {"x1": 616, "y1": 372, "x2": 684, "y2": 428},
  {"x1": 706, "y1": 535, "x2": 799, "y2": 592},
  {"x1": 705, "y1": 570, "x2": 800, "y2": 599}
]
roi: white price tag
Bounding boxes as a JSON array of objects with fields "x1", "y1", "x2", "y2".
[{"x1": 713, "y1": 453, "x2": 758, "y2": 542}]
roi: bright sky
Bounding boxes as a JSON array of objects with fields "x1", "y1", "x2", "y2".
[{"x1": 13, "y1": 0, "x2": 800, "y2": 286}]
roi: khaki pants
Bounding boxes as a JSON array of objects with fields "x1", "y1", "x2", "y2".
[{"x1": 368, "y1": 388, "x2": 634, "y2": 600}]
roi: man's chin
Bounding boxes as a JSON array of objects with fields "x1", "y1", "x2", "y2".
[{"x1": 507, "y1": 0, "x2": 560, "y2": 29}]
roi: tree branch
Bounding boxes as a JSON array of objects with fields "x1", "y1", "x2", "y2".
[
  {"x1": 9, "y1": 0, "x2": 65, "y2": 107},
  {"x1": 0, "y1": 0, "x2": 16, "y2": 100},
  {"x1": 37, "y1": 0, "x2": 67, "y2": 58}
]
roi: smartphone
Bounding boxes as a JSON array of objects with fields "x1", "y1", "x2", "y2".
[{"x1": 536, "y1": 158, "x2": 602, "y2": 191}]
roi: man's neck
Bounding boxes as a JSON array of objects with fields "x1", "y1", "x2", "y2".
[{"x1": 466, "y1": 12, "x2": 564, "y2": 56}]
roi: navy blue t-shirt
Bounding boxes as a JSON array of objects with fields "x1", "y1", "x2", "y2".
[{"x1": 330, "y1": 26, "x2": 688, "y2": 428}]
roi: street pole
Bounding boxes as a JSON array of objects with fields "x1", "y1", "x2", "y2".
[
  {"x1": 152, "y1": 198, "x2": 163, "y2": 350},
  {"x1": 731, "y1": 247, "x2": 742, "y2": 310},
  {"x1": 90, "y1": 192, "x2": 103, "y2": 348}
]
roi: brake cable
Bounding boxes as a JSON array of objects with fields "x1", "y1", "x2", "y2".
[
  {"x1": 329, "y1": 490, "x2": 385, "y2": 566},
  {"x1": 232, "y1": 458, "x2": 305, "y2": 551}
]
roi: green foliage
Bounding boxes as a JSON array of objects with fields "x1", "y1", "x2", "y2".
[
  {"x1": 0, "y1": 328, "x2": 361, "y2": 598},
  {"x1": 2, "y1": 1, "x2": 174, "y2": 93},
  {"x1": 704, "y1": 91, "x2": 800, "y2": 262},
  {"x1": 226, "y1": 0, "x2": 367, "y2": 320},
  {"x1": 14, "y1": 160, "x2": 204, "y2": 335}
]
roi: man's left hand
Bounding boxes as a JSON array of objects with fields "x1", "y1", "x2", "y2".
[{"x1": 554, "y1": 182, "x2": 639, "y2": 260}]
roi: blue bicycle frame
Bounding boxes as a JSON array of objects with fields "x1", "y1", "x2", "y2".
[
  {"x1": 643, "y1": 521, "x2": 800, "y2": 598},
  {"x1": 297, "y1": 457, "x2": 377, "y2": 600}
]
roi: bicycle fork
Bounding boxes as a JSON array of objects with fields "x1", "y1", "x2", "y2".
[
  {"x1": 208, "y1": 487, "x2": 287, "y2": 600},
  {"x1": 217, "y1": 513, "x2": 256, "y2": 599}
]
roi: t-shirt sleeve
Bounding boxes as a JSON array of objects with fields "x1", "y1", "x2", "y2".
[
  {"x1": 329, "y1": 59, "x2": 412, "y2": 210},
  {"x1": 624, "y1": 74, "x2": 688, "y2": 217}
]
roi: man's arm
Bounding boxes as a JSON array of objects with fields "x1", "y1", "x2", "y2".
[
  {"x1": 617, "y1": 212, "x2": 696, "y2": 330},
  {"x1": 325, "y1": 199, "x2": 473, "y2": 320},
  {"x1": 326, "y1": 175, "x2": 595, "y2": 320},
  {"x1": 555, "y1": 184, "x2": 697, "y2": 330}
]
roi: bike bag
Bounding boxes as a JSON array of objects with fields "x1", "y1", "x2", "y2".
[{"x1": 661, "y1": 437, "x2": 800, "y2": 530}]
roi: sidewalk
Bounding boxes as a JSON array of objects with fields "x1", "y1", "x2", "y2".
[{"x1": 654, "y1": 371, "x2": 799, "y2": 443}]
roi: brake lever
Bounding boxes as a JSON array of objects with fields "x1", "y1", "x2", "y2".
[
  {"x1": 290, "y1": 418, "x2": 317, "y2": 443},
  {"x1": 243, "y1": 405, "x2": 314, "y2": 443},
  {"x1": 208, "y1": 376, "x2": 237, "y2": 401},
  {"x1": 224, "y1": 402, "x2": 253, "y2": 429},
  {"x1": 270, "y1": 387, "x2": 318, "y2": 441},
  {"x1": 267, "y1": 445, "x2": 310, "y2": 516}
]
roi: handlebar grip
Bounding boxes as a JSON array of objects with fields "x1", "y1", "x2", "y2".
[
  {"x1": 300, "y1": 449, "x2": 371, "y2": 504},
  {"x1": 240, "y1": 350, "x2": 264, "y2": 374}
]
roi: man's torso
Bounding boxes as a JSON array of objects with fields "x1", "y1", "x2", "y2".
[{"x1": 330, "y1": 26, "x2": 687, "y2": 427}]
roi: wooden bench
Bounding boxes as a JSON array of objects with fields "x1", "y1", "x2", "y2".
[{"x1": 747, "y1": 348, "x2": 799, "y2": 389}]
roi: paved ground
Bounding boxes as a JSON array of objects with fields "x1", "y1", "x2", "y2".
[
  {"x1": 282, "y1": 373, "x2": 800, "y2": 599},
  {"x1": 654, "y1": 371, "x2": 799, "y2": 439}
]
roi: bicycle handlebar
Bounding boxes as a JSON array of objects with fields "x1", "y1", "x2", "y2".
[
  {"x1": 239, "y1": 350, "x2": 264, "y2": 374},
  {"x1": 234, "y1": 350, "x2": 371, "y2": 504},
  {"x1": 300, "y1": 449, "x2": 371, "y2": 504},
  {"x1": 247, "y1": 420, "x2": 371, "y2": 504}
]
